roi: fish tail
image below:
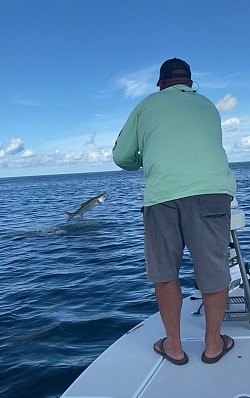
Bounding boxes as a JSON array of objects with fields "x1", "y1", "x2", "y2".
[{"x1": 65, "y1": 211, "x2": 74, "y2": 220}]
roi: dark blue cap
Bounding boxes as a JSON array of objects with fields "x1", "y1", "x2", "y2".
[{"x1": 157, "y1": 58, "x2": 191, "y2": 86}]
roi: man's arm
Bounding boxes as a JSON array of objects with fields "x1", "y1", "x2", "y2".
[{"x1": 112, "y1": 109, "x2": 142, "y2": 171}]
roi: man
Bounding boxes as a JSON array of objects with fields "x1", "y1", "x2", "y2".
[{"x1": 112, "y1": 58, "x2": 236, "y2": 365}]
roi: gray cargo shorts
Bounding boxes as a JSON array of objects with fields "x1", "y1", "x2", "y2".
[{"x1": 143, "y1": 194, "x2": 232, "y2": 293}]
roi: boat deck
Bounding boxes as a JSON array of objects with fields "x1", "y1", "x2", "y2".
[{"x1": 61, "y1": 287, "x2": 250, "y2": 398}]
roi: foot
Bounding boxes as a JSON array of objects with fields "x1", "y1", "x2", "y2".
[
  {"x1": 202, "y1": 335, "x2": 234, "y2": 364},
  {"x1": 154, "y1": 338, "x2": 189, "y2": 365}
]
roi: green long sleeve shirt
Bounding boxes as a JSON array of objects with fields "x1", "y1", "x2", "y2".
[{"x1": 112, "y1": 85, "x2": 236, "y2": 206}]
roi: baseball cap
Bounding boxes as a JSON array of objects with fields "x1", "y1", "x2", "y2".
[{"x1": 156, "y1": 58, "x2": 191, "y2": 86}]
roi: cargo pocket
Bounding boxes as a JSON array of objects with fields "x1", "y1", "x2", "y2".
[{"x1": 202, "y1": 211, "x2": 230, "y2": 244}]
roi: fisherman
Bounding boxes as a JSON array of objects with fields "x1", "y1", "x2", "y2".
[{"x1": 112, "y1": 58, "x2": 236, "y2": 365}]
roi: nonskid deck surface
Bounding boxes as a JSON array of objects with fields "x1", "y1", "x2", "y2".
[
  {"x1": 139, "y1": 338, "x2": 250, "y2": 398},
  {"x1": 61, "y1": 288, "x2": 250, "y2": 398}
]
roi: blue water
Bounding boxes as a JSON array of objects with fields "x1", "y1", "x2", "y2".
[{"x1": 0, "y1": 163, "x2": 249, "y2": 398}]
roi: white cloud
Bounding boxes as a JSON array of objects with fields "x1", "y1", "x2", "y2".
[
  {"x1": 12, "y1": 98, "x2": 41, "y2": 106},
  {"x1": 94, "y1": 113, "x2": 105, "y2": 118},
  {"x1": 5, "y1": 147, "x2": 114, "y2": 170},
  {"x1": 119, "y1": 78, "x2": 152, "y2": 99},
  {"x1": 91, "y1": 90, "x2": 111, "y2": 100},
  {"x1": 221, "y1": 117, "x2": 248, "y2": 132},
  {"x1": 59, "y1": 149, "x2": 112, "y2": 165},
  {"x1": 22, "y1": 149, "x2": 35, "y2": 158},
  {"x1": 117, "y1": 66, "x2": 157, "y2": 99},
  {"x1": 64, "y1": 151, "x2": 83, "y2": 163},
  {"x1": 193, "y1": 72, "x2": 243, "y2": 90},
  {"x1": 216, "y1": 94, "x2": 238, "y2": 113},
  {"x1": 88, "y1": 151, "x2": 99, "y2": 162},
  {"x1": 232, "y1": 136, "x2": 250, "y2": 153},
  {"x1": 240, "y1": 136, "x2": 250, "y2": 149},
  {"x1": 88, "y1": 149, "x2": 111, "y2": 163},
  {"x1": 5, "y1": 138, "x2": 25, "y2": 155}
]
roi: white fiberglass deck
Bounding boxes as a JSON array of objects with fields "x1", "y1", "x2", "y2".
[{"x1": 61, "y1": 287, "x2": 250, "y2": 398}]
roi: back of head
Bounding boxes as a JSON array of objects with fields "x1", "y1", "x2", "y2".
[{"x1": 157, "y1": 57, "x2": 192, "y2": 89}]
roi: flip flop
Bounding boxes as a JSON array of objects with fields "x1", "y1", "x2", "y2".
[
  {"x1": 201, "y1": 334, "x2": 235, "y2": 364},
  {"x1": 153, "y1": 338, "x2": 189, "y2": 365}
]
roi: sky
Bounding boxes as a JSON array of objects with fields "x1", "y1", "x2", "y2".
[{"x1": 0, "y1": 0, "x2": 250, "y2": 177}]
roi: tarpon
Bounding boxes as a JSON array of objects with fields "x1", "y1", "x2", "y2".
[{"x1": 66, "y1": 192, "x2": 108, "y2": 220}]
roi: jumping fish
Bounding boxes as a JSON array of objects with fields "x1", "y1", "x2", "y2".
[{"x1": 66, "y1": 192, "x2": 108, "y2": 220}]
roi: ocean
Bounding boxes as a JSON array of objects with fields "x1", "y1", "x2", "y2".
[{"x1": 0, "y1": 162, "x2": 249, "y2": 398}]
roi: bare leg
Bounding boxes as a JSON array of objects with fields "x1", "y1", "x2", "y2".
[
  {"x1": 202, "y1": 287, "x2": 233, "y2": 358},
  {"x1": 155, "y1": 279, "x2": 185, "y2": 360}
]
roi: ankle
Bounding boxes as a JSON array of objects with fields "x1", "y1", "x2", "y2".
[{"x1": 205, "y1": 332, "x2": 221, "y2": 343}]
